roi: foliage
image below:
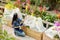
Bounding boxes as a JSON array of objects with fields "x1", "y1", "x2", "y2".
[
  {"x1": 30, "y1": 0, "x2": 41, "y2": 6},
  {"x1": 15, "y1": 0, "x2": 58, "y2": 23},
  {"x1": 21, "y1": 0, "x2": 26, "y2": 2},
  {"x1": 30, "y1": 0, "x2": 35, "y2": 5},
  {"x1": 11, "y1": 0, "x2": 16, "y2": 1},
  {"x1": 34, "y1": 10, "x2": 41, "y2": 17},
  {"x1": 26, "y1": 26, "x2": 30, "y2": 28},
  {"x1": 5, "y1": 2, "x2": 16, "y2": 10},
  {"x1": 33, "y1": 10, "x2": 57, "y2": 23},
  {"x1": 41, "y1": 0, "x2": 60, "y2": 10},
  {"x1": 41, "y1": 12, "x2": 57, "y2": 23},
  {"x1": 0, "y1": 30, "x2": 16, "y2": 40},
  {"x1": 54, "y1": 34, "x2": 59, "y2": 39}
]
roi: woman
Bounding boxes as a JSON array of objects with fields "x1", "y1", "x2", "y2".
[{"x1": 12, "y1": 13, "x2": 25, "y2": 37}]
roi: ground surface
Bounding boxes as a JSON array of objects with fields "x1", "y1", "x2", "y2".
[{"x1": 3, "y1": 25, "x2": 36, "y2": 40}]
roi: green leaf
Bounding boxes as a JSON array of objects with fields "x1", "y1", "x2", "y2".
[
  {"x1": 0, "y1": 35, "x2": 5, "y2": 39},
  {"x1": 54, "y1": 34, "x2": 59, "y2": 38},
  {"x1": 26, "y1": 26, "x2": 30, "y2": 28},
  {"x1": 9, "y1": 37, "x2": 16, "y2": 40},
  {"x1": 3, "y1": 30, "x2": 8, "y2": 36}
]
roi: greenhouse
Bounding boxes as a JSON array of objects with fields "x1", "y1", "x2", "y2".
[{"x1": 0, "y1": 0, "x2": 60, "y2": 40}]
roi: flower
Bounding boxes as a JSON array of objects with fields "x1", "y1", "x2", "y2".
[
  {"x1": 54, "y1": 21, "x2": 60, "y2": 31},
  {"x1": 39, "y1": 6, "x2": 43, "y2": 12},
  {"x1": 54, "y1": 10, "x2": 59, "y2": 14},
  {"x1": 26, "y1": 4, "x2": 30, "y2": 12},
  {"x1": 5, "y1": 3, "x2": 12, "y2": 10},
  {"x1": 57, "y1": 13, "x2": 60, "y2": 19},
  {"x1": 14, "y1": 0, "x2": 20, "y2": 8},
  {"x1": 39, "y1": 6, "x2": 46, "y2": 12},
  {"x1": 31, "y1": 10, "x2": 34, "y2": 16},
  {"x1": 54, "y1": 21, "x2": 60, "y2": 26},
  {"x1": 26, "y1": 0, "x2": 30, "y2": 4},
  {"x1": 26, "y1": 5, "x2": 28, "y2": 12}
]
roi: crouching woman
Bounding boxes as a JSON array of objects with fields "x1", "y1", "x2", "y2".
[{"x1": 12, "y1": 13, "x2": 25, "y2": 37}]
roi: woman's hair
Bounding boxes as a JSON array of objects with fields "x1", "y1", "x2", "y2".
[{"x1": 12, "y1": 13, "x2": 18, "y2": 24}]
